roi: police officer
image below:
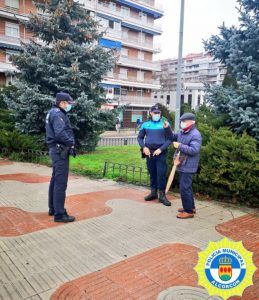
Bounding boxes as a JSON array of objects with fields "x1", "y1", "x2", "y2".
[
  {"x1": 137, "y1": 105, "x2": 171, "y2": 206},
  {"x1": 45, "y1": 92, "x2": 76, "y2": 222}
]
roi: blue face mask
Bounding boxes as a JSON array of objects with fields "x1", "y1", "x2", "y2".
[
  {"x1": 152, "y1": 114, "x2": 161, "y2": 122},
  {"x1": 65, "y1": 104, "x2": 72, "y2": 112},
  {"x1": 180, "y1": 121, "x2": 187, "y2": 129}
]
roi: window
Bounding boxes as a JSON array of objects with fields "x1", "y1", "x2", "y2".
[
  {"x1": 166, "y1": 95, "x2": 170, "y2": 105},
  {"x1": 121, "y1": 6, "x2": 130, "y2": 16},
  {"x1": 137, "y1": 90, "x2": 143, "y2": 97},
  {"x1": 120, "y1": 68, "x2": 128, "y2": 79},
  {"x1": 108, "y1": 20, "x2": 114, "y2": 29},
  {"x1": 121, "y1": 48, "x2": 128, "y2": 58},
  {"x1": 109, "y1": 2, "x2": 116, "y2": 11},
  {"x1": 154, "y1": 95, "x2": 157, "y2": 99},
  {"x1": 138, "y1": 51, "x2": 145, "y2": 61},
  {"x1": 181, "y1": 94, "x2": 184, "y2": 104},
  {"x1": 160, "y1": 95, "x2": 164, "y2": 99},
  {"x1": 137, "y1": 71, "x2": 145, "y2": 81},
  {"x1": 121, "y1": 88, "x2": 128, "y2": 95},
  {"x1": 5, "y1": 0, "x2": 19, "y2": 9},
  {"x1": 5, "y1": 22, "x2": 19, "y2": 38},
  {"x1": 188, "y1": 94, "x2": 192, "y2": 106}
]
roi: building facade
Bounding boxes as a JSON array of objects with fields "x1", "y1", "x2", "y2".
[
  {"x1": 0, "y1": 0, "x2": 35, "y2": 86},
  {"x1": 83, "y1": 0, "x2": 163, "y2": 127},
  {"x1": 153, "y1": 53, "x2": 226, "y2": 111},
  {"x1": 0, "y1": 0, "x2": 163, "y2": 127}
]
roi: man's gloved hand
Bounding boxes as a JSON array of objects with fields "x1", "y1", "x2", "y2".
[
  {"x1": 69, "y1": 146, "x2": 77, "y2": 158},
  {"x1": 173, "y1": 142, "x2": 180, "y2": 149}
]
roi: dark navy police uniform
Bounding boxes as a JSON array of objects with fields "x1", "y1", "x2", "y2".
[
  {"x1": 46, "y1": 103, "x2": 75, "y2": 217},
  {"x1": 138, "y1": 119, "x2": 171, "y2": 192}
]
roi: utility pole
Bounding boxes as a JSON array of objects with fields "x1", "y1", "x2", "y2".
[{"x1": 174, "y1": 0, "x2": 185, "y2": 132}]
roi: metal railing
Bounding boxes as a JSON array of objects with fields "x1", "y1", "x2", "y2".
[
  {"x1": 98, "y1": 137, "x2": 138, "y2": 146},
  {"x1": 118, "y1": 56, "x2": 161, "y2": 71},
  {"x1": 103, "y1": 161, "x2": 149, "y2": 186}
]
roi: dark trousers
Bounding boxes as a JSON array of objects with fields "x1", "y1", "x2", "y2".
[
  {"x1": 146, "y1": 153, "x2": 167, "y2": 191},
  {"x1": 179, "y1": 172, "x2": 195, "y2": 213},
  {"x1": 48, "y1": 147, "x2": 69, "y2": 215}
]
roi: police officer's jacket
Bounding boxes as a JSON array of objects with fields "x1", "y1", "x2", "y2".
[
  {"x1": 137, "y1": 119, "x2": 171, "y2": 152},
  {"x1": 45, "y1": 105, "x2": 75, "y2": 148}
]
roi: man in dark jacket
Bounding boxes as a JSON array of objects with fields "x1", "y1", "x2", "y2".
[
  {"x1": 45, "y1": 92, "x2": 76, "y2": 222},
  {"x1": 164, "y1": 113, "x2": 202, "y2": 219},
  {"x1": 137, "y1": 105, "x2": 172, "y2": 206}
]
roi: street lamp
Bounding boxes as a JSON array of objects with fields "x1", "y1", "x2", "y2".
[{"x1": 174, "y1": 0, "x2": 185, "y2": 132}]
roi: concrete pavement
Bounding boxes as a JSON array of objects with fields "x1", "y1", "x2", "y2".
[{"x1": 0, "y1": 160, "x2": 257, "y2": 300}]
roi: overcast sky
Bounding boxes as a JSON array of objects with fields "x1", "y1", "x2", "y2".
[{"x1": 155, "y1": 0, "x2": 240, "y2": 60}]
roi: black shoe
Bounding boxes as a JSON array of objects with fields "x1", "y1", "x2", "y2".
[
  {"x1": 48, "y1": 209, "x2": 55, "y2": 216},
  {"x1": 54, "y1": 213, "x2": 75, "y2": 223},
  {"x1": 159, "y1": 191, "x2": 171, "y2": 206},
  {"x1": 144, "y1": 189, "x2": 158, "y2": 201}
]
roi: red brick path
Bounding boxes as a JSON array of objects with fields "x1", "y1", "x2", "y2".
[
  {"x1": 0, "y1": 159, "x2": 13, "y2": 166},
  {"x1": 0, "y1": 189, "x2": 175, "y2": 236},
  {"x1": 51, "y1": 243, "x2": 199, "y2": 300},
  {"x1": 216, "y1": 213, "x2": 259, "y2": 300},
  {"x1": 0, "y1": 173, "x2": 51, "y2": 183},
  {"x1": 50, "y1": 214, "x2": 259, "y2": 300}
]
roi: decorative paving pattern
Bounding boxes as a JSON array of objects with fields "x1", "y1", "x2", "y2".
[
  {"x1": 157, "y1": 286, "x2": 222, "y2": 299},
  {"x1": 0, "y1": 173, "x2": 51, "y2": 183},
  {"x1": 216, "y1": 213, "x2": 259, "y2": 300},
  {"x1": 0, "y1": 161, "x2": 256, "y2": 300},
  {"x1": 51, "y1": 243, "x2": 199, "y2": 300},
  {"x1": 0, "y1": 159, "x2": 13, "y2": 166},
  {"x1": 0, "y1": 189, "x2": 174, "y2": 236}
]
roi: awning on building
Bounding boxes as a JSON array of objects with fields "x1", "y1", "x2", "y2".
[
  {"x1": 0, "y1": 42, "x2": 22, "y2": 51},
  {"x1": 99, "y1": 38, "x2": 122, "y2": 50},
  {"x1": 99, "y1": 83, "x2": 121, "y2": 89}
]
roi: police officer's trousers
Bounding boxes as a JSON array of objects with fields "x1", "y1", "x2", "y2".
[
  {"x1": 146, "y1": 153, "x2": 167, "y2": 191},
  {"x1": 48, "y1": 147, "x2": 69, "y2": 215},
  {"x1": 179, "y1": 172, "x2": 195, "y2": 213}
]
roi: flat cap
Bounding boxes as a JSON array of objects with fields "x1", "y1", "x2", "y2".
[{"x1": 180, "y1": 113, "x2": 195, "y2": 121}]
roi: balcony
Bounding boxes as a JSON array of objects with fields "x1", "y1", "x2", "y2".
[
  {"x1": 133, "y1": 0, "x2": 164, "y2": 13},
  {"x1": 0, "y1": 6, "x2": 31, "y2": 20},
  {"x1": 121, "y1": 35, "x2": 161, "y2": 52},
  {"x1": 82, "y1": 0, "x2": 162, "y2": 34},
  {"x1": 100, "y1": 28, "x2": 161, "y2": 52},
  {"x1": 104, "y1": 72, "x2": 160, "y2": 89},
  {"x1": 118, "y1": 95, "x2": 157, "y2": 106},
  {"x1": 118, "y1": 56, "x2": 161, "y2": 71},
  {"x1": 0, "y1": 34, "x2": 31, "y2": 47}
]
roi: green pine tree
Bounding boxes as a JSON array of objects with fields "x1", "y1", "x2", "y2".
[
  {"x1": 6, "y1": 0, "x2": 116, "y2": 150},
  {"x1": 204, "y1": 0, "x2": 259, "y2": 139}
]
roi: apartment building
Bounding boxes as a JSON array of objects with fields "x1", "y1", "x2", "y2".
[
  {"x1": 0, "y1": 0, "x2": 36, "y2": 86},
  {"x1": 0, "y1": 0, "x2": 164, "y2": 127},
  {"x1": 153, "y1": 53, "x2": 226, "y2": 111},
  {"x1": 82, "y1": 0, "x2": 163, "y2": 127}
]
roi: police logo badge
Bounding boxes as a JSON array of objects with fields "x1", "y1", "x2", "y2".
[{"x1": 195, "y1": 238, "x2": 256, "y2": 299}]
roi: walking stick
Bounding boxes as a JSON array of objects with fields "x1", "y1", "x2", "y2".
[{"x1": 165, "y1": 152, "x2": 180, "y2": 194}]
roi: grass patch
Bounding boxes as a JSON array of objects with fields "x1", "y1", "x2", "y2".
[{"x1": 70, "y1": 145, "x2": 148, "y2": 184}]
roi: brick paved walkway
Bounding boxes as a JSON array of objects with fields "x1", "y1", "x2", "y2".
[{"x1": 0, "y1": 160, "x2": 257, "y2": 300}]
